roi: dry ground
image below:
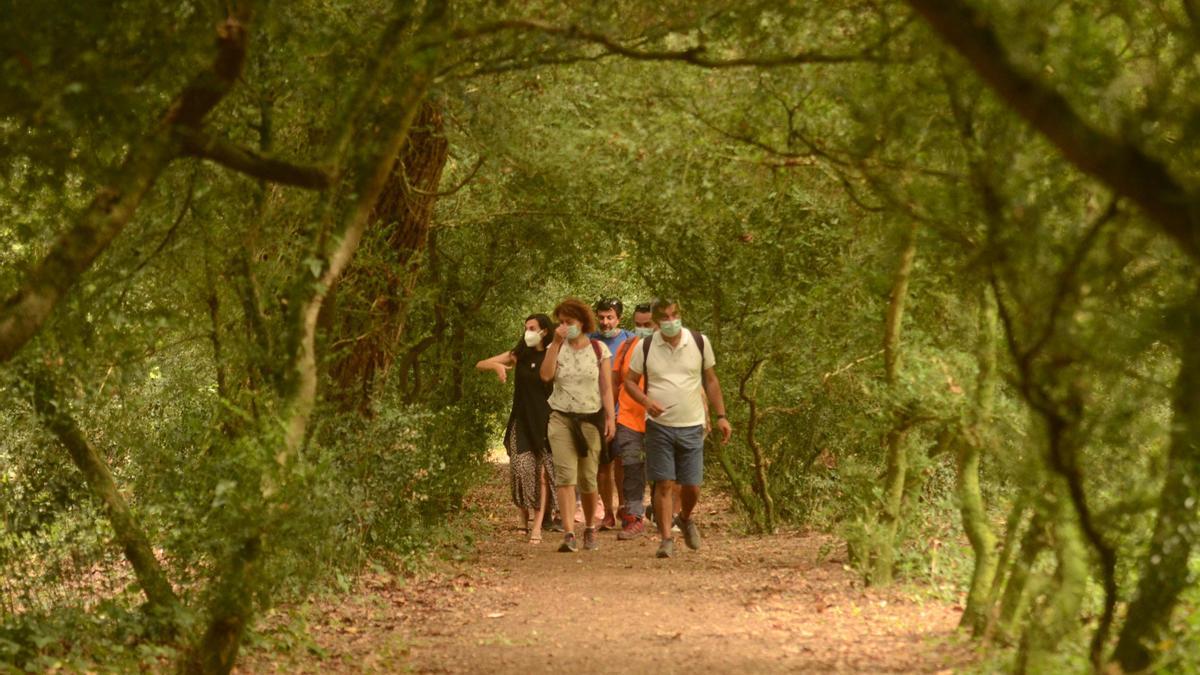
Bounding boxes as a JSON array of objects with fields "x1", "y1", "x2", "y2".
[{"x1": 239, "y1": 463, "x2": 976, "y2": 673}]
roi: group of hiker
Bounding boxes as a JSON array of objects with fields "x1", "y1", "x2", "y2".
[{"x1": 475, "y1": 297, "x2": 731, "y2": 558}]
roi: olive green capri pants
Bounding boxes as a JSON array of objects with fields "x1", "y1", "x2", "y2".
[{"x1": 547, "y1": 411, "x2": 602, "y2": 493}]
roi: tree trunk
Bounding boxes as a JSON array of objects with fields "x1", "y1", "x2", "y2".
[
  {"x1": 739, "y1": 359, "x2": 776, "y2": 533},
  {"x1": 182, "y1": 4, "x2": 445, "y2": 669},
  {"x1": 957, "y1": 285, "x2": 999, "y2": 634},
  {"x1": 1112, "y1": 291, "x2": 1200, "y2": 671},
  {"x1": 873, "y1": 222, "x2": 918, "y2": 585},
  {"x1": 1019, "y1": 484, "x2": 1087, "y2": 672},
  {"x1": 29, "y1": 369, "x2": 181, "y2": 626},
  {"x1": 993, "y1": 511, "x2": 1045, "y2": 643},
  {"x1": 327, "y1": 100, "x2": 449, "y2": 413}
]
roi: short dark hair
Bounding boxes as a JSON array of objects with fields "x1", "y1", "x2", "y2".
[
  {"x1": 633, "y1": 303, "x2": 653, "y2": 315},
  {"x1": 593, "y1": 297, "x2": 624, "y2": 318},
  {"x1": 554, "y1": 298, "x2": 597, "y2": 334},
  {"x1": 651, "y1": 298, "x2": 680, "y2": 321}
]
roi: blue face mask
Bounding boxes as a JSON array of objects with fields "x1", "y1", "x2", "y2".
[
  {"x1": 634, "y1": 326, "x2": 654, "y2": 339},
  {"x1": 659, "y1": 319, "x2": 682, "y2": 337},
  {"x1": 601, "y1": 327, "x2": 620, "y2": 339},
  {"x1": 565, "y1": 324, "x2": 581, "y2": 340}
]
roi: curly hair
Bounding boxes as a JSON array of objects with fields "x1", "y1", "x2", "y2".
[{"x1": 553, "y1": 297, "x2": 596, "y2": 334}]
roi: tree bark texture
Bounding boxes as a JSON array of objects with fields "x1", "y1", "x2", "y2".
[{"x1": 327, "y1": 100, "x2": 449, "y2": 413}]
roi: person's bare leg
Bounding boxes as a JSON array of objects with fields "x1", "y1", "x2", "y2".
[
  {"x1": 556, "y1": 486, "x2": 576, "y2": 536},
  {"x1": 679, "y1": 485, "x2": 700, "y2": 521},
  {"x1": 530, "y1": 469, "x2": 549, "y2": 541},
  {"x1": 581, "y1": 491, "x2": 598, "y2": 529},
  {"x1": 614, "y1": 461, "x2": 625, "y2": 515},
  {"x1": 672, "y1": 483, "x2": 683, "y2": 517},
  {"x1": 654, "y1": 480, "x2": 676, "y2": 540},
  {"x1": 518, "y1": 507, "x2": 529, "y2": 533}
]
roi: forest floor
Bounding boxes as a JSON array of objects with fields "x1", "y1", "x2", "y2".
[{"x1": 240, "y1": 462, "x2": 978, "y2": 673}]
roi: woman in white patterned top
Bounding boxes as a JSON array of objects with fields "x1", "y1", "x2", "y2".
[{"x1": 539, "y1": 298, "x2": 615, "y2": 552}]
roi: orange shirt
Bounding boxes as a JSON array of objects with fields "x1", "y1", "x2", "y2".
[{"x1": 615, "y1": 336, "x2": 646, "y2": 432}]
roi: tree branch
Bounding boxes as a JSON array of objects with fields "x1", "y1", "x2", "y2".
[
  {"x1": 904, "y1": 0, "x2": 1200, "y2": 261},
  {"x1": 0, "y1": 12, "x2": 250, "y2": 364},
  {"x1": 179, "y1": 128, "x2": 333, "y2": 189},
  {"x1": 452, "y1": 19, "x2": 896, "y2": 68}
]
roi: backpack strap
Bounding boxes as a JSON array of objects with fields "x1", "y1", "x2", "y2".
[
  {"x1": 641, "y1": 334, "x2": 653, "y2": 395},
  {"x1": 690, "y1": 329, "x2": 707, "y2": 369}
]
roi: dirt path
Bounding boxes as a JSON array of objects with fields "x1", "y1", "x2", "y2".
[{"x1": 242, "y1": 463, "x2": 975, "y2": 673}]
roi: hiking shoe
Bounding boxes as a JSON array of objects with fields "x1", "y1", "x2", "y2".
[
  {"x1": 558, "y1": 532, "x2": 578, "y2": 553},
  {"x1": 656, "y1": 538, "x2": 674, "y2": 559},
  {"x1": 583, "y1": 527, "x2": 599, "y2": 551},
  {"x1": 598, "y1": 514, "x2": 617, "y2": 531},
  {"x1": 617, "y1": 514, "x2": 645, "y2": 541},
  {"x1": 675, "y1": 515, "x2": 701, "y2": 551}
]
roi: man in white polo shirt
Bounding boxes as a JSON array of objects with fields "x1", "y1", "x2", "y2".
[{"x1": 623, "y1": 298, "x2": 732, "y2": 558}]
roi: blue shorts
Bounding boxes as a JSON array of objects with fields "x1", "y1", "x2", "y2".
[{"x1": 644, "y1": 420, "x2": 705, "y2": 486}]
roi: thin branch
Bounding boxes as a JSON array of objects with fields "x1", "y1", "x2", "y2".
[
  {"x1": 451, "y1": 19, "x2": 897, "y2": 68},
  {"x1": 404, "y1": 155, "x2": 484, "y2": 197}
]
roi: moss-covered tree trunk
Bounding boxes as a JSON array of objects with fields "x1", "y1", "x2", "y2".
[
  {"x1": 29, "y1": 369, "x2": 181, "y2": 627},
  {"x1": 1018, "y1": 482, "x2": 1088, "y2": 672},
  {"x1": 1111, "y1": 291, "x2": 1200, "y2": 671},
  {"x1": 956, "y1": 285, "x2": 999, "y2": 634},
  {"x1": 873, "y1": 221, "x2": 918, "y2": 585},
  {"x1": 181, "y1": 3, "x2": 445, "y2": 670}
]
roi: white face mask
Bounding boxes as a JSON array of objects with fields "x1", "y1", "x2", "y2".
[
  {"x1": 601, "y1": 327, "x2": 620, "y2": 339},
  {"x1": 634, "y1": 326, "x2": 654, "y2": 339},
  {"x1": 660, "y1": 319, "x2": 682, "y2": 337},
  {"x1": 523, "y1": 330, "x2": 542, "y2": 347},
  {"x1": 565, "y1": 324, "x2": 581, "y2": 340}
]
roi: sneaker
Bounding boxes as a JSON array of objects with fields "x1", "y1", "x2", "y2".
[
  {"x1": 558, "y1": 533, "x2": 578, "y2": 553},
  {"x1": 598, "y1": 514, "x2": 617, "y2": 531},
  {"x1": 656, "y1": 538, "x2": 674, "y2": 558},
  {"x1": 675, "y1": 515, "x2": 701, "y2": 551},
  {"x1": 583, "y1": 527, "x2": 598, "y2": 551},
  {"x1": 617, "y1": 514, "x2": 645, "y2": 541}
]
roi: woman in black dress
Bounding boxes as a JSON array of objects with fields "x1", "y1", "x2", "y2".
[{"x1": 475, "y1": 313, "x2": 557, "y2": 543}]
